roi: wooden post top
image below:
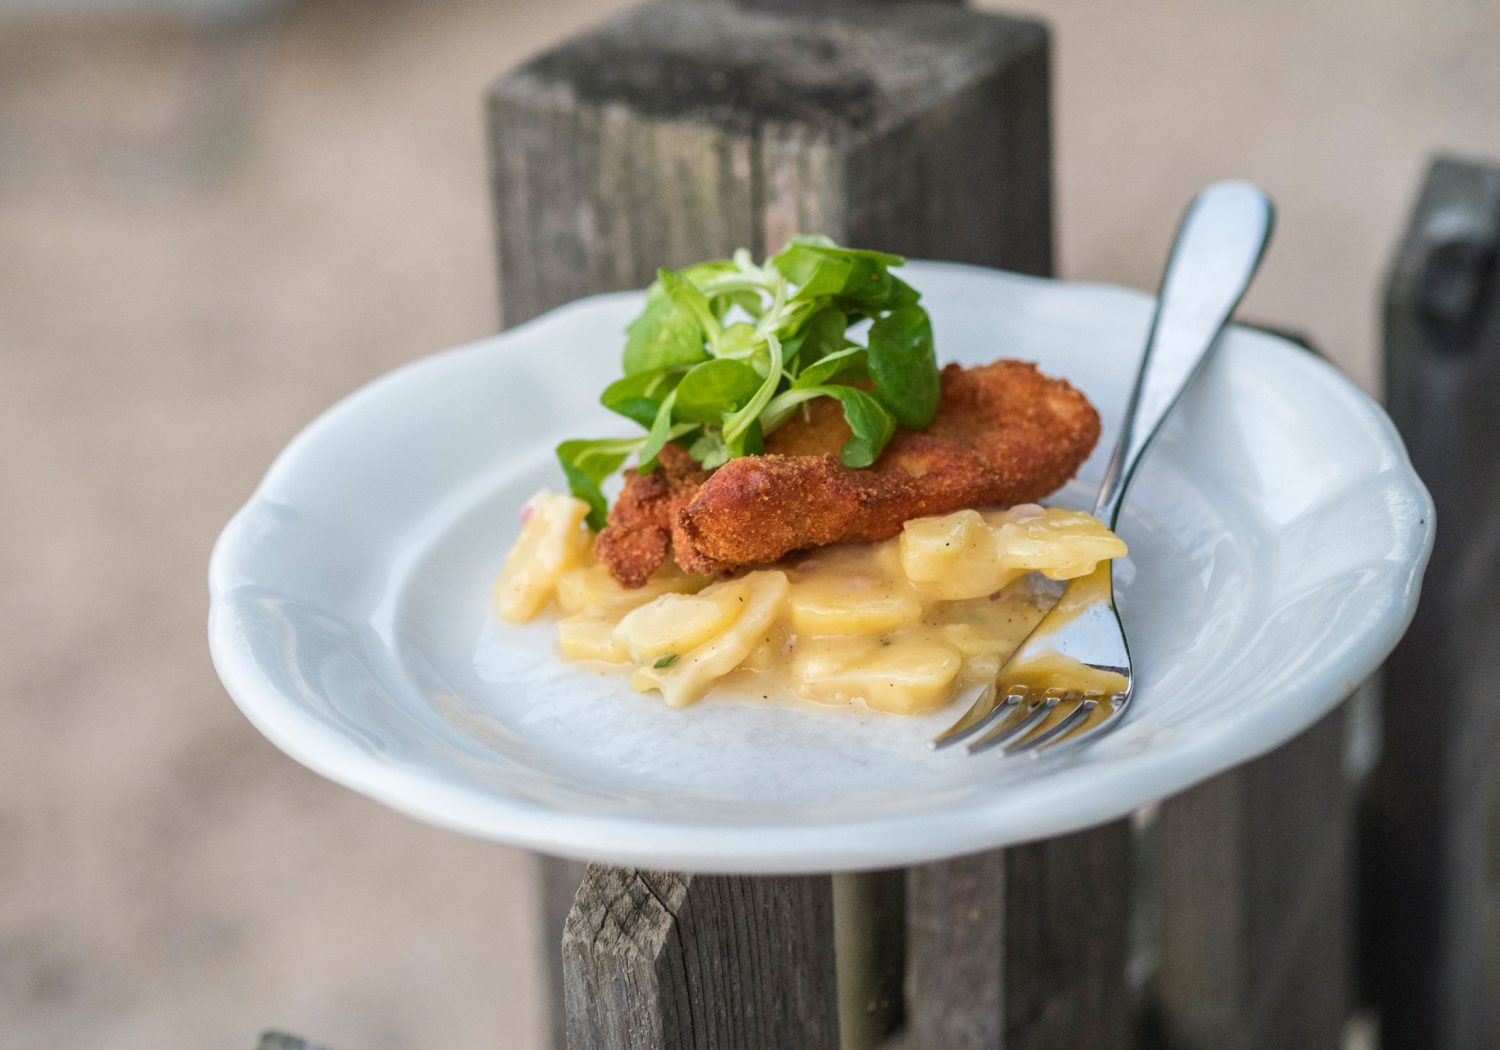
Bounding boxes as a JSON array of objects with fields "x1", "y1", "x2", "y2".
[
  {"x1": 488, "y1": 0, "x2": 1052, "y2": 323},
  {"x1": 500, "y1": 1, "x2": 1044, "y2": 141}
]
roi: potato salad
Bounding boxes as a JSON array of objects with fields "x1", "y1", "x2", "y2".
[{"x1": 496, "y1": 491, "x2": 1126, "y2": 716}]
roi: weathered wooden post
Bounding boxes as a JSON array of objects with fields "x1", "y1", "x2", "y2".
[
  {"x1": 487, "y1": 0, "x2": 1051, "y2": 329},
  {"x1": 1364, "y1": 154, "x2": 1500, "y2": 1050},
  {"x1": 561, "y1": 868, "x2": 838, "y2": 1048},
  {"x1": 904, "y1": 823, "x2": 1132, "y2": 1048},
  {"x1": 1134, "y1": 327, "x2": 1364, "y2": 1050},
  {"x1": 1147, "y1": 702, "x2": 1360, "y2": 1049},
  {"x1": 486, "y1": 2, "x2": 1134, "y2": 1047}
]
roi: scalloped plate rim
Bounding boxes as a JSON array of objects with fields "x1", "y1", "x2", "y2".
[{"x1": 208, "y1": 262, "x2": 1434, "y2": 872}]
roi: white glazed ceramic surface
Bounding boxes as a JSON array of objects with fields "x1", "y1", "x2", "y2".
[{"x1": 209, "y1": 263, "x2": 1433, "y2": 873}]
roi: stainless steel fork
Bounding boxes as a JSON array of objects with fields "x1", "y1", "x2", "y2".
[{"x1": 933, "y1": 180, "x2": 1275, "y2": 755}]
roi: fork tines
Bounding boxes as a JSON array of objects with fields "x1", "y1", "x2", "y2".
[{"x1": 934, "y1": 685, "x2": 1124, "y2": 756}]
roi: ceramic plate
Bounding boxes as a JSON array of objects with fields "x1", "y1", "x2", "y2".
[{"x1": 209, "y1": 263, "x2": 1433, "y2": 873}]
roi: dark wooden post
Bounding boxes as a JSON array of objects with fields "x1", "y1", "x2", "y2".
[
  {"x1": 486, "y1": 3, "x2": 1133, "y2": 1047},
  {"x1": 561, "y1": 867, "x2": 838, "y2": 1049},
  {"x1": 1147, "y1": 702, "x2": 1359, "y2": 1049},
  {"x1": 1364, "y1": 154, "x2": 1500, "y2": 1050},
  {"x1": 904, "y1": 823, "x2": 1132, "y2": 1048}
]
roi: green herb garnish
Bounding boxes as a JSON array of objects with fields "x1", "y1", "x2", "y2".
[
  {"x1": 558, "y1": 236, "x2": 939, "y2": 529},
  {"x1": 653, "y1": 653, "x2": 680, "y2": 669}
]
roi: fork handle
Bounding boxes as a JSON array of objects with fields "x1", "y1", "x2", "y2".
[{"x1": 1093, "y1": 181, "x2": 1275, "y2": 527}]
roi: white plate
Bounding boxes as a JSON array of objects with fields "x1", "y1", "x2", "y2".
[{"x1": 209, "y1": 263, "x2": 1433, "y2": 873}]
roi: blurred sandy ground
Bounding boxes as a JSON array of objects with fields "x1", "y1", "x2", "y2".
[{"x1": 0, "y1": 0, "x2": 1497, "y2": 1047}]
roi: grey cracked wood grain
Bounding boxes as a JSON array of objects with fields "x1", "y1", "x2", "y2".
[{"x1": 561, "y1": 867, "x2": 838, "y2": 1050}]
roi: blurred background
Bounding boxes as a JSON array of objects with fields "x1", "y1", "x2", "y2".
[{"x1": 3, "y1": 0, "x2": 1497, "y2": 1047}]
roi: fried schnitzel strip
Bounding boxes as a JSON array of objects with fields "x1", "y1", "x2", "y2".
[
  {"x1": 593, "y1": 444, "x2": 709, "y2": 589},
  {"x1": 596, "y1": 360, "x2": 1101, "y2": 585}
]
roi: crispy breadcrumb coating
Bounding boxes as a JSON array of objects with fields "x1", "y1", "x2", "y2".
[
  {"x1": 593, "y1": 444, "x2": 709, "y2": 589},
  {"x1": 596, "y1": 360, "x2": 1100, "y2": 586}
]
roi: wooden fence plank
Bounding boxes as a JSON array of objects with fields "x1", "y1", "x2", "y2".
[
  {"x1": 561, "y1": 866, "x2": 839, "y2": 1050},
  {"x1": 905, "y1": 850, "x2": 1005, "y2": 1047},
  {"x1": 1000, "y1": 826, "x2": 1134, "y2": 1048},
  {"x1": 1149, "y1": 702, "x2": 1356, "y2": 1050},
  {"x1": 1364, "y1": 153, "x2": 1500, "y2": 1050},
  {"x1": 904, "y1": 823, "x2": 1132, "y2": 1050}
]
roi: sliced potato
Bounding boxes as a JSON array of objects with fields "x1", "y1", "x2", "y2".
[
  {"x1": 557, "y1": 617, "x2": 628, "y2": 663},
  {"x1": 629, "y1": 570, "x2": 791, "y2": 708},
  {"x1": 791, "y1": 633, "x2": 962, "y2": 715},
  {"x1": 495, "y1": 491, "x2": 591, "y2": 622},
  {"x1": 556, "y1": 562, "x2": 708, "y2": 617},
  {"x1": 787, "y1": 574, "x2": 922, "y2": 636},
  {"x1": 788, "y1": 636, "x2": 881, "y2": 693},
  {"x1": 988, "y1": 508, "x2": 1128, "y2": 581},
  {"x1": 901, "y1": 506, "x2": 1126, "y2": 600},
  {"x1": 615, "y1": 582, "x2": 750, "y2": 663},
  {"x1": 899, "y1": 509, "x2": 1016, "y2": 600}
]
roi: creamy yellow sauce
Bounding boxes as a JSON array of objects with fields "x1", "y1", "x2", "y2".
[{"x1": 495, "y1": 491, "x2": 1126, "y2": 716}]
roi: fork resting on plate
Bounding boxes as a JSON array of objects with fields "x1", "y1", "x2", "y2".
[{"x1": 933, "y1": 180, "x2": 1275, "y2": 755}]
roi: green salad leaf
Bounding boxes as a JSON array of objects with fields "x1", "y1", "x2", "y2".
[
  {"x1": 600, "y1": 368, "x2": 681, "y2": 427},
  {"x1": 557, "y1": 236, "x2": 942, "y2": 527},
  {"x1": 674, "y1": 359, "x2": 763, "y2": 422},
  {"x1": 792, "y1": 346, "x2": 865, "y2": 390},
  {"x1": 556, "y1": 438, "x2": 641, "y2": 530},
  {"x1": 637, "y1": 390, "x2": 679, "y2": 474},
  {"x1": 868, "y1": 305, "x2": 939, "y2": 429},
  {"x1": 622, "y1": 286, "x2": 707, "y2": 373}
]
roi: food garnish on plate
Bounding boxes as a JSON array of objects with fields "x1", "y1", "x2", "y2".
[{"x1": 495, "y1": 238, "x2": 1126, "y2": 714}]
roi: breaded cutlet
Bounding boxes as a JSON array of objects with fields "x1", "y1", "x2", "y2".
[{"x1": 596, "y1": 360, "x2": 1101, "y2": 585}]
